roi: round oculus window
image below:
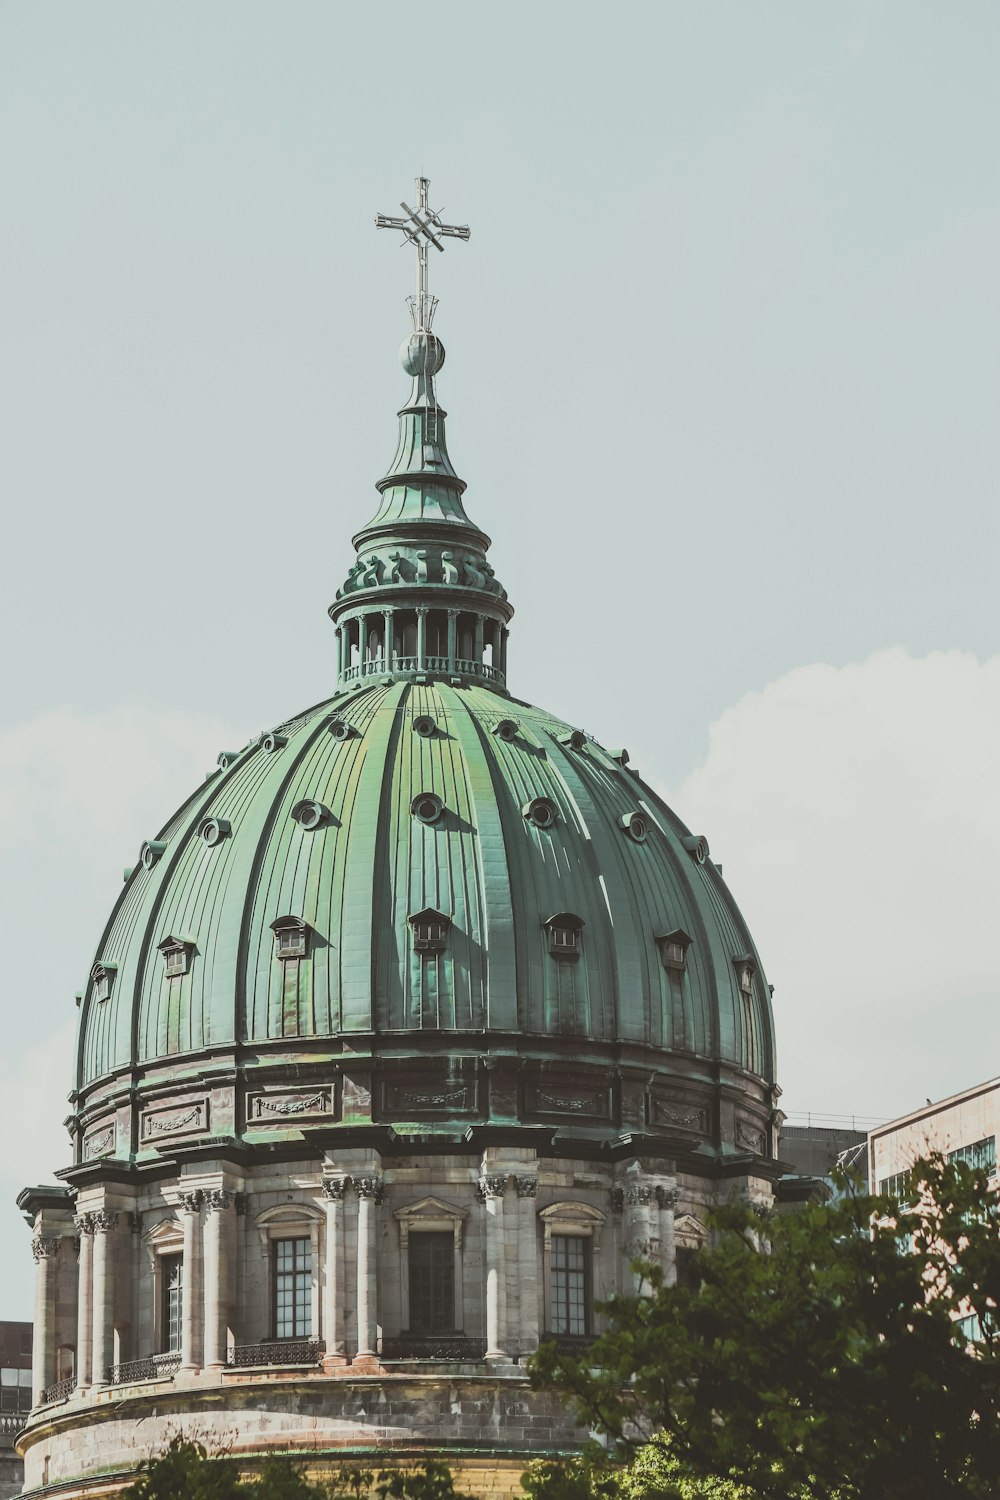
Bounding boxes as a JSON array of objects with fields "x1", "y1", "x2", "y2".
[
  {"x1": 199, "y1": 818, "x2": 230, "y2": 846},
  {"x1": 495, "y1": 718, "x2": 519, "y2": 741},
  {"x1": 329, "y1": 719, "x2": 353, "y2": 741},
  {"x1": 261, "y1": 731, "x2": 287, "y2": 753},
  {"x1": 523, "y1": 797, "x2": 557, "y2": 829},
  {"x1": 413, "y1": 715, "x2": 437, "y2": 738},
  {"x1": 623, "y1": 813, "x2": 648, "y2": 842},
  {"x1": 293, "y1": 799, "x2": 327, "y2": 831},
  {"x1": 411, "y1": 792, "x2": 444, "y2": 825}
]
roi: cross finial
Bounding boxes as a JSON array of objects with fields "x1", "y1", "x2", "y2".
[{"x1": 375, "y1": 177, "x2": 471, "y2": 332}]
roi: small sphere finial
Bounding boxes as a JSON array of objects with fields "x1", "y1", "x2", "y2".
[{"x1": 400, "y1": 331, "x2": 446, "y2": 378}]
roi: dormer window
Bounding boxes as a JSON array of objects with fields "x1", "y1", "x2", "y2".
[
  {"x1": 544, "y1": 913, "x2": 584, "y2": 959},
  {"x1": 92, "y1": 963, "x2": 116, "y2": 1003},
  {"x1": 271, "y1": 916, "x2": 308, "y2": 961},
  {"x1": 408, "y1": 907, "x2": 451, "y2": 955},
  {"x1": 734, "y1": 956, "x2": 756, "y2": 995},
  {"x1": 158, "y1": 936, "x2": 193, "y2": 979},
  {"x1": 658, "y1": 929, "x2": 692, "y2": 973}
]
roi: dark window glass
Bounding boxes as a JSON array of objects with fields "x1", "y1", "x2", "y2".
[
  {"x1": 274, "y1": 1237, "x2": 312, "y2": 1338},
  {"x1": 162, "y1": 1254, "x2": 183, "y2": 1353},
  {"x1": 550, "y1": 1235, "x2": 589, "y2": 1336},
  {"x1": 408, "y1": 1232, "x2": 455, "y2": 1333},
  {"x1": 675, "y1": 1246, "x2": 701, "y2": 1291}
]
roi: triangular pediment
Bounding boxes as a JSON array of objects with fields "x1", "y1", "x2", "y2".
[{"x1": 394, "y1": 1194, "x2": 466, "y2": 1224}]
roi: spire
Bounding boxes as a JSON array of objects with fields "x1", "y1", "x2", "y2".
[{"x1": 329, "y1": 178, "x2": 512, "y2": 693}]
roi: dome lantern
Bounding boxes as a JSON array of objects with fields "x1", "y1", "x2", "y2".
[{"x1": 329, "y1": 178, "x2": 512, "y2": 690}]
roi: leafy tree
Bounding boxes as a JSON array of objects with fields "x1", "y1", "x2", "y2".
[
  {"x1": 529, "y1": 1156, "x2": 1000, "y2": 1500},
  {"x1": 121, "y1": 1438, "x2": 463, "y2": 1500}
]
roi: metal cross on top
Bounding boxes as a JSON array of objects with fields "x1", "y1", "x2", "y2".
[{"x1": 375, "y1": 177, "x2": 471, "y2": 332}]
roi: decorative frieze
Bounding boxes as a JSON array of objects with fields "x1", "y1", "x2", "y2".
[
  {"x1": 737, "y1": 1120, "x2": 767, "y2": 1154},
  {"x1": 83, "y1": 1125, "x2": 115, "y2": 1160},
  {"x1": 140, "y1": 1098, "x2": 209, "y2": 1142},
  {"x1": 386, "y1": 1083, "x2": 471, "y2": 1112},
  {"x1": 650, "y1": 1095, "x2": 708, "y2": 1134},
  {"x1": 528, "y1": 1081, "x2": 610, "y2": 1119},
  {"x1": 246, "y1": 1088, "x2": 332, "y2": 1121}
]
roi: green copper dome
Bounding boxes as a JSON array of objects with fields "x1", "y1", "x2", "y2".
[{"x1": 69, "y1": 197, "x2": 779, "y2": 1174}]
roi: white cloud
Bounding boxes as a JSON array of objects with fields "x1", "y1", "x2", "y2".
[
  {"x1": 0, "y1": 705, "x2": 239, "y2": 1313},
  {"x1": 668, "y1": 649, "x2": 1000, "y2": 1124}
]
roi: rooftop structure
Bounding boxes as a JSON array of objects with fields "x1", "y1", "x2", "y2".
[{"x1": 18, "y1": 178, "x2": 786, "y2": 1498}]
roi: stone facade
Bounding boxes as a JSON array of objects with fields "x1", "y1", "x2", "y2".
[{"x1": 19, "y1": 1147, "x2": 772, "y2": 1496}]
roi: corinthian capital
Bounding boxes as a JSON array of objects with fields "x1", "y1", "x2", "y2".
[
  {"x1": 354, "y1": 1176, "x2": 383, "y2": 1202},
  {"x1": 478, "y1": 1174, "x2": 509, "y2": 1200},
  {"x1": 321, "y1": 1176, "x2": 348, "y2": 1201},
  {"x1": 204, "y1": 1189, "x2": 232, "y2": 1212},
  {"x1": 74, "y1": 1213, "x2": 97, "y2": 1236},
  {"x1": 32, "y1": 1236, "x2": 61, "y2": 1262},
  {"x1": 178, "y1": 1190, "x2": 203, "y2": 1214},
  {"x1": 92, "y1": 1209, "x2": 120, "y2": 1233}
]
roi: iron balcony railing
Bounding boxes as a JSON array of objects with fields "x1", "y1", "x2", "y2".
[
  {"x1": 226, "y1": 1339, "x2": 325, "y2": 1368},
  {"x1": 108, "y1": 1352, "x2": 181, "y2": 1385},
  {"x1": 39, "y1": 1376, "x2": 75, "y2": 1405},
  {"x1": 380, "y1": 1334, "x2": 487, "y2": 1362}
]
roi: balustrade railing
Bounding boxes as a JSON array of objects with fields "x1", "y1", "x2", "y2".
[
  {"x1": 341, "y1": 656, "x2": 504, "y2": 685},
  {"x1": 109, "y1": 1352, "x2": 181, "y2": 1386},
  {"x1": 0, "y1": 1413, "x2": 24, "y2": 1444},
  {"x1": 226, "y1": 1339, "x2": 325, "y2": 1368},
  {"x1": 379, "y1": 1334, "x2": 486, "y2": 1362},
  {"x1": 39, "y1": 1376, "x2": 75, "y2": 1405}
]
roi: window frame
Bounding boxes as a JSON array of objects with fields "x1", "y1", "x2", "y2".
[
  {"x1": 538, "y1": 1201, "x2": 606, "y2": 1338},
  {"x1": 253, "y1": 1204, "x2": 323, "y2": 1346},
  {"x1": 393, "y1": 1196, "x2": 468, "y2": 1335},
  {"x1": 271, "y1": 1235, "x2": 313, "y2": 1340}
]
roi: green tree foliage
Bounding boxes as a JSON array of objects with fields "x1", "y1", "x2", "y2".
[
  {"x1": 529, "y1": 1156, "x2": 1000, "y2": 1500},
  {"x1": 121, "y1": 1438, "x2": 460, "y2": 1500}
]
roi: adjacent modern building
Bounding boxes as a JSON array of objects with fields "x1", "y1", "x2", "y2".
[
  {"x1": 17, "y1": 179, "x2": 795, "y2": 1497},
  {"x1": 0, "y1": 1322, "x2": 32, "y2": 1500}
]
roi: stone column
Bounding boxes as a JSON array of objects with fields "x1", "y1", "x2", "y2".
[
  {"x1": 202, "y1": 1190, "x2": 232, "y2": 1372},
  {"x1": 447, "y1": 609, "x2": 458, "y2": 668},
  {"x1": 480, "y1": 1174, "x2": 509, "y2": 1361},
  {"x1": 515, "y1": 1176, "x2": 540, "y2": 1355},
  {"x1": 416, "y1": 607, "x2": 428, "y2": 671},
  {"x1": 501, "y1": 627, "x2": 509, "y2": 679},
  {"x1": 624, "y1": 1185, "x2": 657, "y2": 1292},
  {"x1": 334, "y1": 626, "x2": 343, "y2": 682},
  {"x1": 90, "y1": 1210, "x2": 119, "y2": 1387},
  {"x1": 474, "y1": 614, "x2": 485, "y2": 669},
  {"x1": 74, "y1": 1215, "x2": 95, "y2": 1392},
  {"x1": 356, "y1": 614, "x2": 367, "y2": 670},
  {"x1": 354, "y1": 1175, "x2": 381, "y2": 1362},
  {"x1": 382, "y1": 610, "x2": 393, "y2": 670},
  {"x1": 31, "y1": 1236, "x2": 61, "y2": 1404},
  {"x1": 321, "y1": 1177, "x2": 348, "y2": 1368},
  {"x1": 179, "y1": 1191, "x2": 203, "y2": 1372},
  {"x1": 657, "y1": 1186, "x2": 679, "y2": 1287}
]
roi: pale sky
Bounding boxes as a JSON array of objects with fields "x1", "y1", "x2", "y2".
[{"x1": 0, "y1": 0, "x2": 997, "y2": 1314}]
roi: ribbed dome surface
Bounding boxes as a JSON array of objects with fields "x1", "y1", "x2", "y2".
[{"x1": 79, "y1": 679, "x2": 774, "y2": 1096}]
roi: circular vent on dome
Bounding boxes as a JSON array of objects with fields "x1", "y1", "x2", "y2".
[
  {"x1": 621, "y1": 812, "x2": 648, "y2": 843},
  {"x1": 217, "y1": 750, "x2": 241, "y2": 770},
  {"x1": 413, "y1": 715, "x2": 437, "y2": 738},
  {"x1": 523, "y1": 797, "x2": 558, "y2": 829},
  {"x1": 411, "y1": 792, "x2": 444, "y2": 825},
  {"x1": 681, "y1": 834, "x2": 710, "y2": 864},
  {"x1": 494, "y1": 718, "x2": 519, "y2": 742},
  {"x1": 140, "y1": 840, "x2": 167, "y2": 870},
  {"x1": 292, "y1": 799, "x2": 328, "y2": 831},
  {"x1": 328, "y1": 718, "x2": 355, "y2": 741},
  {"x1": 261, "y1": 731, "x2": 287, "y2": 754},
  {"x1": 199, "y1": 817, "x2": 231, "y2": 847}
]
